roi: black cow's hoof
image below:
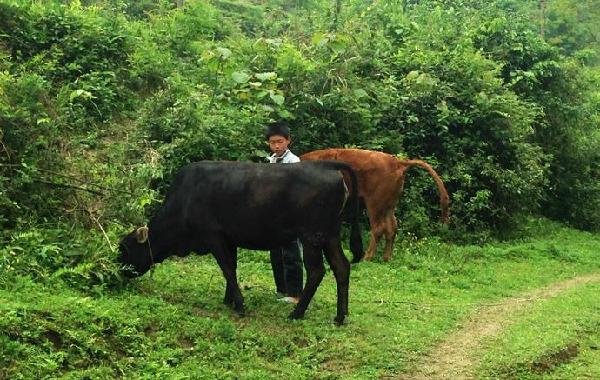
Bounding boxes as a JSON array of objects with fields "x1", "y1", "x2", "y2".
[
  {"x1": 234, "y1": 305, "x2": 246, "y2": 317},
  {"x1": 287, "y1": 310, "x2": 304, "y2": 320},
  {"x1": 334, "y1": 315, "x2": 345, "y2": 326}
]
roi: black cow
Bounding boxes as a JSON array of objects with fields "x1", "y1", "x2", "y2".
[{"x1": 118, "y1": 161, "x2": 363, "y2": 325}]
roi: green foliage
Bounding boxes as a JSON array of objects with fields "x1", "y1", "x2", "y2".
[
  {"x1": 1, "y1": 0, "x2": 599, "y2": 237},
  {"x1": 136, "y1": 76, "x2": 268, "y2": 186},
  {"x1": 0, "y1": 1, "x2": 598, "y2": 378},
  {"x1": 328, "y1": 4, "x2": 550, "y2": 234},
  {"x1": 0, "y1": 71, "x2": 66, "y2": 227},
  {"x1": 0, "y1": 1, "x2": 138, "y2": 229},
  {"x1": 544, "y1": 0, "x2": 600, "y2": 63},
  {"x1": 0, "y1": 2, "x2": 131, "y2": 83},
  {"x1": 470, "y1": 10, "x2": 600, "y2": 230},
  {"x1": 0, "y1": 226, "x2": 123, "y2": 292}
]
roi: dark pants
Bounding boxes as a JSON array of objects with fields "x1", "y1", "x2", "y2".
[{"x1": 270, "y1": 239, "x2": 303, "y2": 297}]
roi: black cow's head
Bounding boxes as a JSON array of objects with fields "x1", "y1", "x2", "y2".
[{"x1": 118, "y1": 226, "x2": 154, "y2": 278}]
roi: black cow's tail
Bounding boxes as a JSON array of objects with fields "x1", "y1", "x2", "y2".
[{"x1": 317, "y1": 161, "x2": 364, "y2": 263}]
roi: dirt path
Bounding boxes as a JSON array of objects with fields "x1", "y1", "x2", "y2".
[{"x1": 395, "y1": 272, "x2": 600, "y2": 379}]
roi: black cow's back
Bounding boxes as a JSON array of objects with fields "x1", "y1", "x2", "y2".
[{"x1": 152, "y1": 161, "x2": 347, "y2": 250}]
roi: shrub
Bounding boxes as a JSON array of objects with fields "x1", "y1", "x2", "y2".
[{"x1": 0, "y1": 226, "x2": 124, "y2": 291}]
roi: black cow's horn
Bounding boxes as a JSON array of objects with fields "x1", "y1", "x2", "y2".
[{"x1": 136, "y1": 226, "x2": 149, "y2": 244}]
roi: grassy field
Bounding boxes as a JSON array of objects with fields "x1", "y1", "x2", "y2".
[
  {"x1": 477, "y1": 280, "x2": 600, "y2": 379},
  {"x1": 1, "y1": 218, "x2": 599, "y2": 379}
]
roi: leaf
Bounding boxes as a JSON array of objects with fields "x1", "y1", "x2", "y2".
[
  {"x1": 269, "y1": 91, "x2": 285, "y2": 106},
  {"x1": 255, "y1": 72, "x2": 277, "y2": 81},
  {"x1": 200, "y1": 50, "x2": 215, "y2": 61},
  {"x1": 329, "y1": 40, "x2": 346, "y2": 54},
  {"x1": 232, "y1": 71, "x2": 250, "y2": 84},
  {"x1": 255, "y1": 90, "x2": 269, "y2": 99},
  {"x1": 406, "y1": 70, "x2": 420, "y2": 81},
  {"x1": 216, "y1": 47, "x2": 232, "y2": 60},
  {"x1": 139, "y1": 195, "x2": 152, "y2": 208},
  {"x1": 311, "y1": 32, "x2": 327, "y2": 47},
  {"x1": 69, "y1": 89, "x2": 93, "y2": 102},
  {"x1": 237, "y1": 91, "x2": 250, "y2": 100},
  {"x1": 277, "y1": 109, "x2": 293, "y2": 119},
  {"x1": 353, "y1": 89, "x2": 368, "y2": 98}
]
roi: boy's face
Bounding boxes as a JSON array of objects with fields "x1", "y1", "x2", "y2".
[{"x1": 268, "y1": 134, "x2": 291, "y2": 156}]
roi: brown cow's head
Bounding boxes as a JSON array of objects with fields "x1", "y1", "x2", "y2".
[{"x1": 118, "y1": 226, "x2": 154, "y2": 278}]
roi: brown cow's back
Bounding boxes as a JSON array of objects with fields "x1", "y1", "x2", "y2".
[
  {"x1": 301, "y1": 149, "x2": 401, "y2": 204},
  {"x1": 301, "y1": 148, "x2": 449, "y2": 261}
]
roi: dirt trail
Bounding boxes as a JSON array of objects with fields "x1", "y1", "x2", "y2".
[{"x1": 395, "y1": 272, "x2": 600, "y2": 380}]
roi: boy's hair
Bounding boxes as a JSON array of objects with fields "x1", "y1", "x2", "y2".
[{"x1": 265, "y1": 120, "x2": 290, "y2": 140}]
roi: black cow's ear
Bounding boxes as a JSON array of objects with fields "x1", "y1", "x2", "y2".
[{"x1": 136, "y1": 226, "x2": 149, "y2": 244}]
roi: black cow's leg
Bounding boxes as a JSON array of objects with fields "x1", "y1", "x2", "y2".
[
  {"x1": 223, "y1": 245, "x2": 238, "y2": 306},
  {"x1": 323, "y1": 237, "x2": 350, "y2": 325},
  {"x1": 212, "y1": 241, "x2": 245, "y2": 315},
  {"x1": 289, "y1": 243, "x2": 325, "y2": 321}
]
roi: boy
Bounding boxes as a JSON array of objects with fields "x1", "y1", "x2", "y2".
[{"x1": 265, "y1": 121, "x2": 303, "y2": 304}]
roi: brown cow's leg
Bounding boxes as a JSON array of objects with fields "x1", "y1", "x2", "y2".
[
  {"x1": 364, "y1": 218, "x2": 384, "y2": 261},
  {"x1": 323, "y1": 238, "x2": 350, "y2": 325},
  {"x1": 289, "y1": 243, "x2": 325, "y2": 321},
  {"x1": 382, "y1": 213, "x2": 398, "y2": 262}
]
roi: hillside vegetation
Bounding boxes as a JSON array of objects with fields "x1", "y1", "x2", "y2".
[
  {"x1": 0, "y1": 1, "x2": 599, "y2": 378},
  {"x1": 1, "y1": 0, "x2": 599, "y2": 237}
]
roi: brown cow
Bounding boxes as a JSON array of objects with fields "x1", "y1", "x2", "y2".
[{"x1": 301, "y1": 148, "x2": 449, "y2": 262}]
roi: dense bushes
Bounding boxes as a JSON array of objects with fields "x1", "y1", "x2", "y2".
[
  {"x1": 0, "y1": 0, "x2": 598, "y2": 249},
  {"x1": 0, "y1": 1, "x2": 135, "y2": 229},
  {"x1": 469, "y1": 10, "x2": 600, "y2": 230},
  {"x1": 136, "y1": 76, "x2": 268, "y2": 184},
  {"x1": 380, "y1": 9, "x2": 548, "y2": 233}
]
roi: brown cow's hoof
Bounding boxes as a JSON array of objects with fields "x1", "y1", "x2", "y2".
[{"x1": 334, "y1": 315, "x2": 345, "y2": 326}]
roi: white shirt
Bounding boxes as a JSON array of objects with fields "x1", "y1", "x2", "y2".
[{"x1": 268, "y1": 149, "x2": 300, "y2": 164}]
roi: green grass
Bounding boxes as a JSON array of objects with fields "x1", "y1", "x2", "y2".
[
  {"x1": 477, "y1": 281, "x2": 600, "y2": 379},
  {"x1": 1, "y1": 218, "x2": 599, "y2": 379}
]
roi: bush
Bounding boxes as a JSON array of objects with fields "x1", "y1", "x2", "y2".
[
  {"x1": 472, "y1": 12, "x2": 600, "y2": 231},
  {"x1": 0, "y1": 226, "x2": 124, "y2": 291},
  {"x1": 327, "y1": 5, "x2": 550, "y2": 234},
  {"x1": 137, "y1": 76, "x2": 269, "y2": 190},
  {"x1": 1, "y1": 0, "x2": 598, "y2": 246},
  {"x1": 0, "y1": 71, "x2": 67, "y2": 228}
]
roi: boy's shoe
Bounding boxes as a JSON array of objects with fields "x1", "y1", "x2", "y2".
[{"x1": 277, "y1": 296, "x2": 300, "y2": 304}]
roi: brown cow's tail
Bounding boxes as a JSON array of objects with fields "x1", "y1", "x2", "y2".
[{"x1": 399, "y1": 160, "x2": 450, "y2": 224}]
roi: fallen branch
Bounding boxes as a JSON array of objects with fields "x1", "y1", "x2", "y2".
[
  {"x1": 34, "y1": 179, "x2": 104, "y2": 195},
  {"x1": 89, "y1": 212, "x2": 115, "y2": 252}
]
